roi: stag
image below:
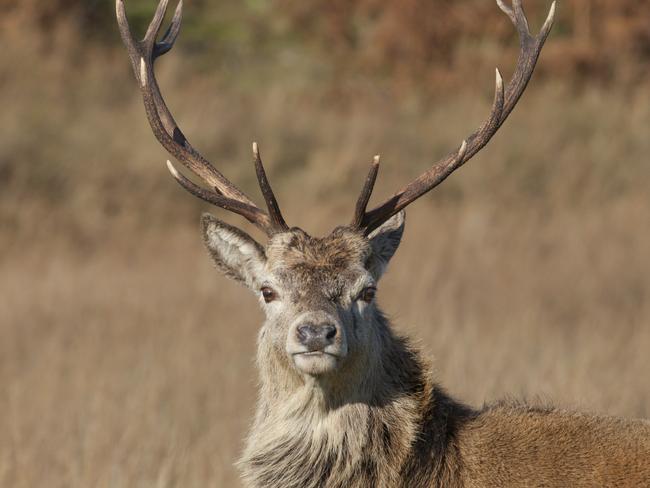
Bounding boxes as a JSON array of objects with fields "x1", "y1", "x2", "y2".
[{"x1": 117, "y1": 1, "x2": 650, "y2": 486}]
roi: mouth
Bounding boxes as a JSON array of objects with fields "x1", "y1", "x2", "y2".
[
  {"x1": 293, "y1": 351, "x2": 338, "y2": 358},
  {"x1": 291, "y1": 350, "x2": 341, "y2": 375}
]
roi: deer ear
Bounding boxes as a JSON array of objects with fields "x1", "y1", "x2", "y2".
[
  {"x1": 201, "y1": 213, "x2": 267, "y2": 290},
  {"x1": 367, "y1": 211, "x2": 405, "y2": 280}
]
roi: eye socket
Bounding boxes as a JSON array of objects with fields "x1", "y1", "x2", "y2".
[
  {"x1": 260, "y1": 286, "x2": 277, "y2": 303},
  {"x1": 359, "y1": 286, "x2": 377, "y2": 303}
]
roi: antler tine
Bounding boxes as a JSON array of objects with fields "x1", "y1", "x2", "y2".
[
  {"x1": 143, "y1": 0, "x2": 170, "y2": 52},
  {"x1": 499, "y1": 0, "x2": 556, "y2": 120},
  {"x1": 166, "y1": 161, "x2": 274, "y2": 233},
  {"x1": 117, "y1": 0, "x2": 290, "y2": 236},
  {"x1": 253, "y1": 143, "x2": 289, "y2": 232},
  {"x1": 155, "y1": 0, "x2": 183, "y2": 58},
  {"x1": 356, "y1": 0, "x2": 555, "y2": 235},
  {"x1": 496, "y1": 0, "x2": 529, "y2": 36},
  {"x1": 352, "y1": 155, "x2": 380, "y2": 228}
]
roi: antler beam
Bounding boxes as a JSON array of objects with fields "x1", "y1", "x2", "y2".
[
  {"x1": 353, "y1": 0, "x2": 556, "y2": 235},
  {"x1": 116, "y1": 0, "x2": 287, "y2": 236}
]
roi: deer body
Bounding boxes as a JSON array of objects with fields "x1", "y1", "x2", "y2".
[
  {"x1": 117, "y1": 0, "x2": 650, "y2": 486},
  {"x1": 233, "y1": 226, "x2": 650, "y2": 488},
  {"x1": 241, "y1": 305, "x2": 650, "y2": 488}
]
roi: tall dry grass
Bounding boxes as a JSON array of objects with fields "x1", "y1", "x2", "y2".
[{"x1": 1, "y1": 4, "x2": 649, "y2": 487}]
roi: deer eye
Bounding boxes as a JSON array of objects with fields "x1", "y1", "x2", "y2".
[
  {"x1": 359, "y1": 286, "x2": 377, "y2": 303},
  {"x1": 261, "y1": 286, "x2": 277, "y2": 303}
]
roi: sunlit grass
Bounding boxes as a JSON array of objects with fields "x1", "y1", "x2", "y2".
[{"x1": 0, "y1": 10, "x2": 649, "y2": 486}]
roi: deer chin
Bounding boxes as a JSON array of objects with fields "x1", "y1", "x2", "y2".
[{"x1": 292, "y1": 351, "x2": 341, "y2": 376}]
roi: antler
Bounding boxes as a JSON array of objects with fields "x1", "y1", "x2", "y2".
[
  {"x1": 353, "y1": 0, "x2": 556, "y2": 235},
  {"x1": 116, "y1": 0, "x2": 288, "y2": 235}
]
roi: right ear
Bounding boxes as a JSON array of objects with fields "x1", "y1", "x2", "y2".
[
  {"x1": 201, "y1": 213, "x2": 267, "y2": 290},
  {"x1": 366, "y1": 211, "x2": 405, "y2": 280}
]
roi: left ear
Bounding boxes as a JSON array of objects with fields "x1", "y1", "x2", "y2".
[
  {"x1": 367, "y1": 211, "x2": 405, "y2": 280},
  {"x1": 201, "y1": 213, "x2": 267, "y2": 291}
]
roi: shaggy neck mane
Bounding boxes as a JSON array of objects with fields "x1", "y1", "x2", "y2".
[{"x1": 239, "y1": 311, "x2": 474, "y2": 488}]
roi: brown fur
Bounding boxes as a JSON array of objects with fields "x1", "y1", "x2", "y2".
[
  {"x1": 199, "y1": 215, "x2": 650, "y2": 487},
  {"x1": 241, "y1": 317, "x2": 650, "y2": 487}
]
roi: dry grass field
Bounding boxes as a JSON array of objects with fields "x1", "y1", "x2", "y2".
[{"x1": 1, "y1": 1, "x2": 649, "y2": 486}]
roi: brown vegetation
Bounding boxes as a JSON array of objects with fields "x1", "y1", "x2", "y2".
[
  {"x1": 278, "y1": 0, "x2": 650, "y2": 84},
  {"x1": 0, "y1": 1, "x2": 649, "y2": 486}
]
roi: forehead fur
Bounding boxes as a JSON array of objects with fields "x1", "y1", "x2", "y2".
[{"x1": 266, "y1": 227, "x2": 371, "y2": 275}]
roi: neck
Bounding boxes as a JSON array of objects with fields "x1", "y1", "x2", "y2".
[{"x1": 239, "y1": 310, "x2": 470, "y2": 487}]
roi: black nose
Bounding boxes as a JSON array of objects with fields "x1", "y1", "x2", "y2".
[{"x1": 297, "y1": 323, "x2": 337, "y2": 351}]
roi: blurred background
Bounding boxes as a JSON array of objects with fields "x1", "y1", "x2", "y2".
[{"x1": 0, "y1": 0, "x2": 649, "y2": 486}]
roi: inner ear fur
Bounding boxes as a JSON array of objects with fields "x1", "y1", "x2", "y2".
[
  {"x1": 367, "y1": 211, "x2": 405, "y2": 280},
  {"x1": 201, "y1": 213, "x2": 267, "y2": 290}
]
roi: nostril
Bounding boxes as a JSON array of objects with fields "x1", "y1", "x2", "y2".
[
  {"x1": 297, "y1": 325, "x2": 313, "y2": 343},
  {"x1": 296, "y1": 323, "x2": 337, "y2": 349},
  {"x1": 324, "y1": 325, "x2": 337, "y2": 341}
]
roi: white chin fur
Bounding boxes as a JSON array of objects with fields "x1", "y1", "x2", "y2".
[{"x1": 293, "y1": 353, "x2": 339, "y2": 375}]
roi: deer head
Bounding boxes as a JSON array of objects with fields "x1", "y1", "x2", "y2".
[{"x1": 116, "y1": 0, "x2": 554, "y2": 389}]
